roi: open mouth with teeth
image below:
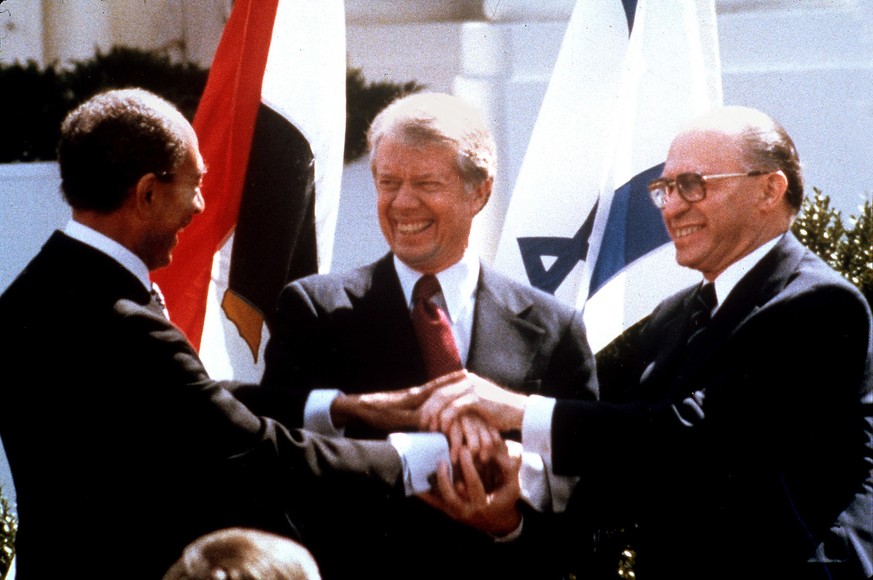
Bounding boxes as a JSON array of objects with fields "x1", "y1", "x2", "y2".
[
  {"x1": 396, "y1": 220, "x2": 434, "y2": 235},
  {"x1": 672, "y1": 225, "x2": 703, "y2": 239}
]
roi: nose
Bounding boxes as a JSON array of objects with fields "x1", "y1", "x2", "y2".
[
  {"x1": 193, "y1": 189, "x2": 205, "y2": 214},
  {"x1": 660, "y1": 189, "x2": 690, "y2": 220},
  {"x1": 392, "y1": 182, "x2": 420, "y2": 209}
]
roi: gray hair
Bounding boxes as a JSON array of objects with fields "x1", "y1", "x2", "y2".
[{"x1": 367, "y1": 92, "x2": 497, "y2": 191}]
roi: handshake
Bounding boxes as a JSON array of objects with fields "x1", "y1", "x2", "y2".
[{"x1": 330, "y1": 371, "x2": 530, "y2": 536}]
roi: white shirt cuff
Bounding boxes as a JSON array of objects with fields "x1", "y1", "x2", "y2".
[
  {"x1": 388, "y1": 432, "x2": 451, "y2": 496},
  {"x1": 515, "y1": 443, "x2": 578, "y2": 514},
  {"x1": 303, "y1": 389, "x2": 344, "y2": 436},
  {"x1": 522, "y1": 394, "x2": 556, "y2": 460},
  {"x1": 493, "y1": 515, "x2": 524, "y2": 543}
]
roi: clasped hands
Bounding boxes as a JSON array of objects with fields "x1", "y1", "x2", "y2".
[{"x1": 330, "y1": 371, "x2": 528, "y2": 536}]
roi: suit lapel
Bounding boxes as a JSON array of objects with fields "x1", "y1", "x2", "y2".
[
  {"x1": 348, "y1": 254, "x2": 428, "y2": 387},
  {"x1": 639, "y1": 288, "x2": 698, "y2": 393},
  {"x1": 467, "y1": 266, "x2": 545, "y2": 388},
  {"x1": 668, "y1": 234, "x2": 805, "y2": 390}
]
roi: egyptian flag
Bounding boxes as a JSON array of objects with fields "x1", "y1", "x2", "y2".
[
  {"x1": 493, "y1": 0, "x2": 721, "y2": 352},
  {"x1": 153, "y1": 0, "x2": 346, "y2": 380}
]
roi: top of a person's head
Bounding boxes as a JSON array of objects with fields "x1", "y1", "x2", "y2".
[
  {"x1": 682, "y1": 105, "x2": 804, "y2": 212},
  {"x1": 367, "y1": 92, "x2": 497, "y2": 191},
  {"x1": 162, "y1": 528, "x2": 322, "y2": 580},
  {"x1": 57, "y1": 87, "x2": 191, "y2": 214}
]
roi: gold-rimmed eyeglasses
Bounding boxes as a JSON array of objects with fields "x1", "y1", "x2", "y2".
[{"x1": 647, "y1": 170, "x2": 773, "y2": 209}]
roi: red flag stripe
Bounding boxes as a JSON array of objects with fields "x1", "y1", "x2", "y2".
[{"x1": 153, "y1": 0, "x2": 279, "y2": 348}]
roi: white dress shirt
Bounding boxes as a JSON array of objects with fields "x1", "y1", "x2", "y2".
[
  {"x1": 63, "y1": 220, "x2": 152, "y2": 292},
  {"x1": 302, "y1": 251, "x2": 574, "y2": 508}
]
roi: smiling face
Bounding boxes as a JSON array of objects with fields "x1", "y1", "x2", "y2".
[
  {"x1": 373, "y1": 135, "x2": 489, "y2": 274},
  {"x1": 139, "y1": 127, "x2": 206, "y2": 270},
  {"x1": 660, "y1": 129, "x2": 777, "y2": 281}
]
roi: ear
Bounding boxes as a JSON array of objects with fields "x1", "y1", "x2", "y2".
[
  {"x1": 760, "y1": 170, "x2": 788, "y2": 210},
  {"x1": 132, "y1": 173, "x2": 160, "y2": 218},
  {"x1": 470, "y1": 178, "x2": 493, "y2": 216}
]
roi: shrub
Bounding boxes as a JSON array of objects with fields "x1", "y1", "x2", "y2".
[
  {"x1": 0, "y1": 484, "x2": 15, "y2": 580},
  {"x1": 0, "y1": 47, "x2": 422, "y2": 165},
  {"x1": 792, "y1": 189, "x2": 873, "y2": 306}
]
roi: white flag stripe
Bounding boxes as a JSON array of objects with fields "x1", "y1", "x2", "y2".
[
  {"x1": 492, "y1": 0, "x2": 629, "y2": 306},
  {"x1": 200, "y1": 0, "x2": 346, "y2": 381},
  {"x1": 583, "y1": 244, "x2": 698, "y2": 352},
  {"x1": 580, "y1": 0, "x2": 722, "y2": 350}
]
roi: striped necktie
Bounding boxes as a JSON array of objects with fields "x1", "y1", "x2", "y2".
[
  {"x1": 411, "y1": 274, "x2": 463, "y2": 379},
  {"x1": 687, "y1": 282, "x2": 717, "y2": 345}
]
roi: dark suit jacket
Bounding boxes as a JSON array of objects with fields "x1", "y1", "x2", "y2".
[
  {"x1": 0, "y1": 232, "x2": 404, "y2": 579},
  {"x1": 261, "y1": 253, "x2": 599, "y2": 579},
  {"x1": 552, "y1": 233, "x2": 873, "y2": 579}
]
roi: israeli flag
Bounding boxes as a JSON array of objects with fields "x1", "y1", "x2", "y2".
[{"x1": 494, "y1": 0, "x2": 722, "y2": 352}]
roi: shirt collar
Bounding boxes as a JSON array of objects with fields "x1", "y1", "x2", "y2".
[
  {"x1": 64, "y1": 220, "x2": 152, "y2": 292},
  {"x1": 394, "y1": 251, "x2": 480, "y2": 322},
  {"x1": 709, "y1": 234, "x2": 783, "y2": 308}
]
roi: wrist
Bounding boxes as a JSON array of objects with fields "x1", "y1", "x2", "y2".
[
  {"x1": 330, "y1": 393, "x2": 358, "y2": 428},
  {"x1": 504, "y1": 392, "x2": 528, "y2": 431},
  {"x1": 486, "y1": 506, "x2": 523, "y2": 538}
]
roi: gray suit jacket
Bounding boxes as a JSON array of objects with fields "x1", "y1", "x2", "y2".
[
  {"x1": 260, "y1": 252, "x2": 599, "y2": 579},
  {"x1": 262, "y1": 253, "x2": 598, "y2": 437}
]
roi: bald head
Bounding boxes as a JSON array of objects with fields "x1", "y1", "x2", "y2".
[
  {"x1": 658, "y1": 106, "x2": 801, "y2": 280},
  {"x1": 681, "y1": 105, "x2": 804, "y2": 211}
]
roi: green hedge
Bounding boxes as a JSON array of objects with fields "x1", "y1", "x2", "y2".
[
  {"x1": 0, "y1": 484, "x2": 14, "y2": 579},
  {"x1": 792, "y1": 189, "x2": 872, "y2": 306},
  {"x1": 0, "y1": 46, "x2": 423, "y2": 164}
]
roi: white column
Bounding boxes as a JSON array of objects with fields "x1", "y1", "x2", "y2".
[
  {"x1": 455, "y1": 6, "x2": 569, "y2": 262},
  {"x1": 0, "y1": 0, "x2": 44, "y2": 65},
  {"x1": 42, "y1": 0, "x2": 112, "y2": 66}
]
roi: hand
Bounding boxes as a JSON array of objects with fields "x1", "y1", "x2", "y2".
[
  {"x1": 418, "y1": 442, "x2": 522, "y2": 537},
  {"x1": 419, "y1": 372, "x2": 528, "y2": 434},
  {"x1": 444, "y1": 413, "x2": 502, "y2": 464},
  {"x1": 329, "y1": 373, "x2": 463, "y2": 430}
]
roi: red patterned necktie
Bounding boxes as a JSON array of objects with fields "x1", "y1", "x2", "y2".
[{"x1": 411, "y1": 274, "x2": 463, "y2": 379}]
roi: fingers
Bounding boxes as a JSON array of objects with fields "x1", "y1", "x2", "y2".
[
  {"x1": 419, "y1": 382, "x2": 471, "y2": 431},
  {"x1": 421, "y1": 370, "x2": 468, "y2": 393},
  {"x1": 447, "y1": 420, "x2": 464, "y2": 464},
  {"x1": 459, "y1": 415, "x2": 480, "y2": 459},
  {"x1": 457, "y1": 446, "x2": 486, "y2": 502},
  {"x1": 458, "y1": 415, "x2": 501, "y2": 464}
]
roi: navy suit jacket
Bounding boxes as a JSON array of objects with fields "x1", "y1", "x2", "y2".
[
  {"x1": 261, "y1": 253, "x2": 599, "y2": 579},
  {"x1": 0, "y1": 232, "x2": 404, "y2": 579},
  {"x1": 553, "y1": 233, "x2": 873, "y2": 579}
]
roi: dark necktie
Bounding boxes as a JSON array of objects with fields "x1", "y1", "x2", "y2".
[
  {"x1": 411, "y1": 274, "x2": 463, "y2": 379},
  {"x1": 687, "y1": 282, "x2": 717, "y2": 345},
  {"x1": 150, "y1": 283, "x2": 170, "y2": 320}
]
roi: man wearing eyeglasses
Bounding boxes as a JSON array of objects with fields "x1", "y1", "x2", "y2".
[{"x1": 418, "y1": 106, "x2": 873, "y2": 579}]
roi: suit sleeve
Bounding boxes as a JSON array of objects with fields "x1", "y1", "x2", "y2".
[
  {"x1": 551, "y1": 283, "x2": 872, "y2": 522},
  {"x1": 115, "y1": 298, "x2": 404, "y2": 495},
  {"x1": 258, "y1": 281, "x2": 328, "y2": 426},
  {"x1": 542, "y1": 307, "x2": 600, "y2": 401}
]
